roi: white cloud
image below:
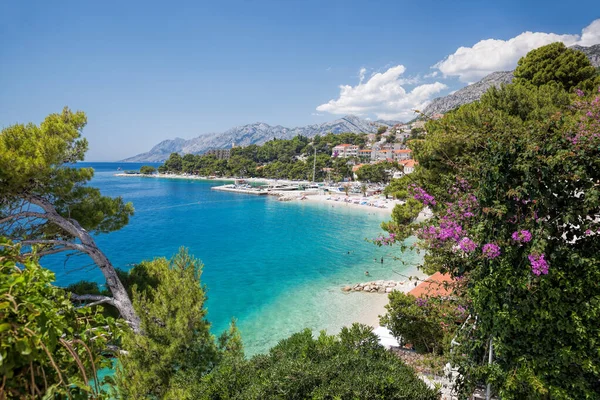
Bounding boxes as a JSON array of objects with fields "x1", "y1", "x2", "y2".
[
  {"x1": 359, "y1": 67, "x2": 367, "y2": 83},
  {"x1": 434, "y1": 19, "x2": 600, "y2": 82},
  {"x1": 579, "y1": 19, "x2": 600, "y2": 46},
  {"x1": 311, "y1": 112, "x2": 323, "y2": 116},
  {"x1": 316, "y1": 65, "x2": 447, "y2": 120}
]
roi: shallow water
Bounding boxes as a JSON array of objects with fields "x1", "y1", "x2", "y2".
[{"x1": 44, "y1": 163, "x2": 421, "y2": 355}]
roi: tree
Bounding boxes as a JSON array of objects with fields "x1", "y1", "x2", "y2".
[
  {"x1": 381, "y1": 44, "x2": 600, "y2": 398},
  {"x1": 140, "y1": 165, "x2": 156, "y2": 175},
  {"x1": 360, "y1": 183, "x2": 367, "y2": 197},
  {"x1": 0, "y1": 238, "x2": 122, "y2": 398},
  {"x1": 116, "y1": 248, "x2": 241, "y2": 399},
  {"x1": 513, "y1": 42, "x2": 596, "y2": 90},
  {"x1": 197, "y1": 324, "x2": 439, "y2": 399},
  {"x1": 356, "y1": 162, "x2": 399, "y2": 183},
  {"x1": 163, "y1": 153, "x2": 183, "y2": 173},
  {"x1": 377, "y1": 125, "x2": 387, "y2": 134},
  {"x1": 0, "y1": 108, "x2": 139, "y2": 331}
]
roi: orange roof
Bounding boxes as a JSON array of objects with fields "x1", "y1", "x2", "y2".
[
  {"x1": 359, "y1": 149, "x2": 372, "y2": 153},
  {"x1": 409, "y1": 272, "x2": 454, "y2": 298},
  {"x1": 352, "y1": 164, "x2": 364, "y2": 172},
  {"x1": 393, "y1": 149, "x2": 412, "y2": 154},
  {"x1": 334, "y1": 143, "x2": 354, "y2": 148},
  {"x1": 402, "y1": 160, "x2": 416, "y2": 167}
]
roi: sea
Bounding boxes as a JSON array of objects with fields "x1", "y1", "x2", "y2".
[{"x1": 44, "y1": 162, "x2": 422, "y2": 356}]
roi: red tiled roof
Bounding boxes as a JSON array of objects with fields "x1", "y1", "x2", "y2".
[
  {"x1": 409, "y1": 272, "x2": 454, "y2": 298},
  {"x1": 393, "y1": 149, "x2": 412, "y2": 154}
]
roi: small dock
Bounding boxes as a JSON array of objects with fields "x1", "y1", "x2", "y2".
[{"x1": 211, "y1": 185, "x2": 269, "y2": 195}]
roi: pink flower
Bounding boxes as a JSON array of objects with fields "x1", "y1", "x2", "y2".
[
  {"x1": 458, "y1": 237, "x2": 478, "y2": 253},
  {"x1": 482, "y1": 243, "x2": 501, "y2": 259},
  {"x1": 512, "y1": 230, "x2": 532, "y2": 243},
  {"x1": 528, "y1": 253, "x2": 549, "y2": 276}
]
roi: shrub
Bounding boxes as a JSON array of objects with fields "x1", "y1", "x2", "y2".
[
  {"x1": 197, "y1": 323, "x2": 439, "y2": 400},
  {"x1": 381, "y1": 292, "x2": 463, "y2": 354}
]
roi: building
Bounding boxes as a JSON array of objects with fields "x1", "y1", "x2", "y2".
[
  {"x1": 358, "y1": 149, "x2": 372, "y2": 162},
  {"x1": 392, "y1": 149, "x2": 412, "y2": 161},
  {"x1": 205, "y1": 148, "x2": 231, "y2": 160},
  {"x1": 400, "y1": 159, "x2": 417, "y2": 174},
  {"x1": 332, "y1": 144, "x2": 359, "y2": 158}
]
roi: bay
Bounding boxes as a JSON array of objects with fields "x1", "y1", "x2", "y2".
[{"x1": 44, "y1": 162, "x2": 420, "y2": 355}]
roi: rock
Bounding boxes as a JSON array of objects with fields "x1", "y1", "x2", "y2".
[
  {"x1": 363, "y1": 285, "x2": 371, "y2": 292},
  {"x1": 378, "y1": 287, "x2": 386, "y2": 293},
  {"x1": 342, "y1": 286, "x2": 352, "y2": 292},
  {"x1": 386, "y1": 287, "x2": 394, "y2": 293}
]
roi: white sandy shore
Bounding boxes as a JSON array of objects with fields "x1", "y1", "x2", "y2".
[{"x1": 300, "y1": 193, "x2": 401, "y2": 215}]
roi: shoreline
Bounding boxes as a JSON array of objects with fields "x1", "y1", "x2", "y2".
[
  {"x1": 115, "y1": 172, "x2": 402, "y2": 215},
  {"x1": 114, "y1": 171, "x2": 427, "y2": 336},
  {"x1": 347, "y1": 266, "x2": 430, "y2": 328}
]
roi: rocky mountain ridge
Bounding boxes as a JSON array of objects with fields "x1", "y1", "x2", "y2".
[
  {"x1": 423, "y1": 43, "x2": 600, "y2": 116},
  {"x1": 121, "y1": 115, "x2": 398, "y2": 162}
]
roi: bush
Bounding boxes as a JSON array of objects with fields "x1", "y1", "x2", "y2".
[
  {"x1": 381, "y1": 292, "x2": 462, "y2": 354},
  {"x1": 0, "y1": 238, "x2": 120, "y2": 398},
  {"x1": 140, "y1": 165, "x2": 156, "y2": 175},
  {"x1": 197, "y1": 323, "x2": 439, "y2": 400}
]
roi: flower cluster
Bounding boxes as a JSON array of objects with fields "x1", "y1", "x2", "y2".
[
  {"x1": 568, "y1": 87, "x2": 600, "y2": 146},
  {"x1": 512, "y1": 230, "x2": 532, "y2": 243},
  {"x1": 458, "y1": 237, "x2": 478, "y2": 253},
  {"x1": 528, "y1": 253, "x2": 549, "y2": 276},
  {"x1": 415, "y1": 297, "x2": 428, "y2": 307},
  {"x1": 482, "y1": 243, "x2": 501, "y2": 259},
  {"x1": 373, "y1": 233, "x2": 396, "y2": 246},
  {"x1": 409, "y1": 185, "x2": 437, "y2": 206}
]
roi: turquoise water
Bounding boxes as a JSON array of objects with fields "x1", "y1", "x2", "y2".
[{"x1": 45, "y1": 162, "x2": 421, "y2": 355}]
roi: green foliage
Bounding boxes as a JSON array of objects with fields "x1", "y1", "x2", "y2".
[
  {"x1": 513, "y1": 42, "x2": 596, "y2": 90},
  {"x1": 115, "y1": 248, "x2": 241, "y2": 399},
  {"x1": 197, "y1": 323, "x2": 439, "y2": 400},
  {"x1": 356, "y1": 161, "x2": 399, "y2": 183},
  {"x1": 0, "y1": 107, "x2": 134, "y2": 238},
  {"x1": 0, "y1": 238, "x2": 121, "y2": 399},
  {"x1": 159, "y1": 133, "x2": 367, "y2": 180},
  {"x1": 377, "y1": 125, "x2": 387, "y2": 134},
  {"x1": 384, "y1": 45, "x2": 600, "y2": 398},
  {"x1": 380, "y1": 292, "x2": 462, "y2": 354},
  {"x1": 139, "y1": 165, "x2": 156, "y2": 175}
]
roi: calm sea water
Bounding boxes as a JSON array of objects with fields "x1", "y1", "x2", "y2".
[{"x1": 44, "y1": 162, "x2": 421, "y2": 355}]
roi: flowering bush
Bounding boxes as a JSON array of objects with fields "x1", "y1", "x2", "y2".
[{"x1": 380, "y1": 45, "x2": 600, "y2": 398}]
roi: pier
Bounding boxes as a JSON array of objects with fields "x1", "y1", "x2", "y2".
[{"x1": 211, "y1": 185, "x2": 269, "y2": 195}]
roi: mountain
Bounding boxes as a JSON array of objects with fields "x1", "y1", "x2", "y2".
[
  {"x1": 121, "y1": 115, "x2": 399, "y2": 162},
  {"x1": 423, "y1": 43, "x2": 600, "y2": 116},
  {"x1": 422, "y1": 71, "x2": 514, "y2": 116}
]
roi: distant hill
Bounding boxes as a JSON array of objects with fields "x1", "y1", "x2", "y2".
[
  {"x1": 121, "y1": 115, "x2": 400, "y2": 162},
  {"x1": 423, "y1": 43, "x2": 600, "y2": 116}
]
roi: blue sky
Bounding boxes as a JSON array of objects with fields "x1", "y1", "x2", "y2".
[{"x1": 1, "y1": 1, "x2": 599, "y2": 160}]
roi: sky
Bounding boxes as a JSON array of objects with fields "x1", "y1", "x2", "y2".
[{"x1": 1, "y1": 1, "x2": 599, "y2": 161}]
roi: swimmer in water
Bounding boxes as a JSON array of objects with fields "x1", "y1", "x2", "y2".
[{"x1": 365, "y1": 271, "x2": 370, "y2": 276}]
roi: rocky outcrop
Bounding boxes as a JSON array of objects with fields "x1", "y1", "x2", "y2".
[
  {"x1": 422, "y1": 71, "x2": 514, "y2": 116},
  {"x1": 423, "y1": 43, "x2": 600, "y2": 116},
  {"x1": 342, "y1": 280, "x2": 408, "y2": 294},
  {"x1": 121, "y1": 115, "x2": 400, "y2": 162}
]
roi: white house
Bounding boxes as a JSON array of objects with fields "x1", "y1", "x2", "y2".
[{"x1": 332, "y1": 144, "x2": 359, "y2": 158}]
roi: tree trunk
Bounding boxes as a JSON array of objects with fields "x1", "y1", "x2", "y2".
[{"x1": 27, "y1": 196, "x2": 141, "y2": 333}]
